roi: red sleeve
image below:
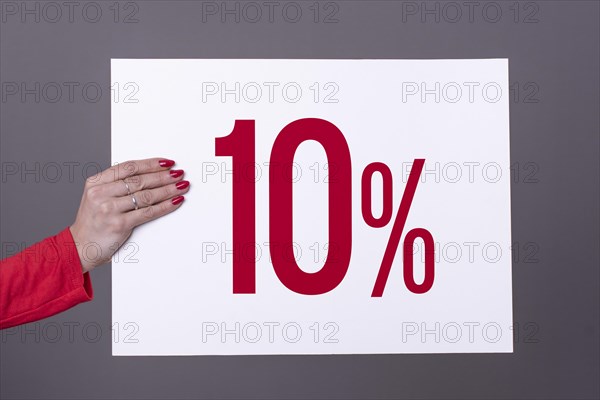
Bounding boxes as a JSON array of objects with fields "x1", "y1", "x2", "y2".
[{"x1": 0, "y1": 227, "x2": 93, "y2": 329}]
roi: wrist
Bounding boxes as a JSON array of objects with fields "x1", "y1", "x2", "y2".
[{"x1": 68, "y1": 224, "x2": 95, "y2": 274}]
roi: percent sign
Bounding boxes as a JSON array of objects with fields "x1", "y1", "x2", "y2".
[
  {"x1": 216, "y1": 118, "x2": 435, "y2": 297},
  {"x1": 362, "y1": 162, "x2": 435, "y2": 296}
]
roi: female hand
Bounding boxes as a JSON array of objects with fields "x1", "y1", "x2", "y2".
[{"x1": 69, "y1": 158, "x2": 190, "y2": 273}]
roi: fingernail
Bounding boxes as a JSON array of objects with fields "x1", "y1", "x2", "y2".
[
  {"x1": 172, "y1": 195, "x2": 185, "y2": 205},
  {"x1": 170, "y1": 169, "x2": 184, "y2": 178},
  {"x1": 159, "y1": 159, "x2": 175, "y2": 168},
  {"x1": 176, "y1": 180, "x2": 190, "y2": 190}
]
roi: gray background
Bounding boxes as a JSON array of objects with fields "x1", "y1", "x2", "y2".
[{"x1": 1, "y1": 0, "x2": 598, "y2": 399}]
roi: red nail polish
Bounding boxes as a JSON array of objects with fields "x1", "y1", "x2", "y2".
[
  {"x1": 159, "y1": 159, "x2": 175, "y2": 168},
  {"x1": 176, "y1": 180, "x2": 190, "y2": 190},
  {"x1": 170, "y1": 169, "x2": 184, "y2": 178},
  {"x1": 172, "y1": 195, "x2": 185, "y2": 205}
]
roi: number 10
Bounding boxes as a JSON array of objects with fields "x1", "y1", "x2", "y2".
[{"x1": 215, "y1": 118, "x2": 352, "y2": 295}]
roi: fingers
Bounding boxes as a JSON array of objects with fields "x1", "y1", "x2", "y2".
[
  {"x1": 125, "y1": 194, "x2": 186, "y2": 229},
  {"x1": 117, "y1": 180, "x2": 190, "y2": 212},
  {"x1": 86, "y1": 158, "x2": 176, "y2": 187},
  {"x1": 104, "y1": 169, "x2": 185, "y2": 197}
]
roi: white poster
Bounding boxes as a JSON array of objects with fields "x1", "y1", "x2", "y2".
[{"x1": 111, "y1": 59, "x2": 512, "y2": 355}]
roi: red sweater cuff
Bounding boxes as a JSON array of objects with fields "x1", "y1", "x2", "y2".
[{"x1": 60, "y1": 227, "x2": 94, "y2": 301}]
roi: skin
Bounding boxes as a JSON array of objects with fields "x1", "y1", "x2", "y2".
[{"x1": 69, "y1": 158, "x2": 189, "y2": 273}]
